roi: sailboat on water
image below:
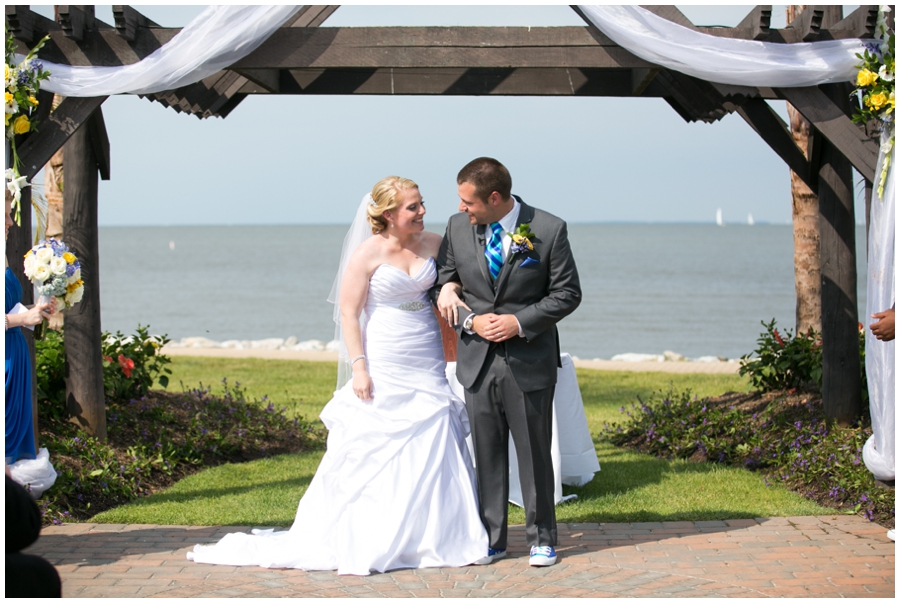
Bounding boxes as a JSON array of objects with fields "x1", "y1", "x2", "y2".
[
  {"x1": 716, "y1": 208, "x2": 724, "y2": 227},
  {"x1": 747, "y1": 213, "x2": 755, "y2": 225}
]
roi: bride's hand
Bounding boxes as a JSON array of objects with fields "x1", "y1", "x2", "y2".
[
  {"x1": 437, "y1": 283, "x2": 470, "y2": 326},
  {"x1": 352, "y1": 370, "x2": 374, "y2": 401}
]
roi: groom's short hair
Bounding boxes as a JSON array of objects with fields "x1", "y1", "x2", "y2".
[{"x1": 458, "y1": 157, "x2": 512, "y2": 202}]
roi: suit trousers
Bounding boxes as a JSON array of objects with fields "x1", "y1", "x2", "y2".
[{"x1": 464, "y1": 345, "x2": 557, "y2": 549}]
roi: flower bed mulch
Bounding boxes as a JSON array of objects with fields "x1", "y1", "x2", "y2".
[{"x1": 603, "y1": 388, "x2": 895, "y2": 529}]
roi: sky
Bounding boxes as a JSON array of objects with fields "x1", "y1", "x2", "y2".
[{"x1": 27, "y1": 4, "x2": 868, "y2": 227}]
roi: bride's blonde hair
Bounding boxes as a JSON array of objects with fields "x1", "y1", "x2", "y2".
[{"x1": 368, "y1": 176, "x2": 419, "y2": 234}]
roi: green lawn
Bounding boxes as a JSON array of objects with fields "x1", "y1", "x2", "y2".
[{"x1": 94, "y1": 357, "x2": 828, "y2": 525}]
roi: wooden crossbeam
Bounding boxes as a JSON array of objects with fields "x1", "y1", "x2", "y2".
[
  {"x1": 5, "y1": 5, "x2": 61, "y2": 45},
  {"x1": 735, "y1": 98, "x2": 815, "y2": 190},
  {"x1": 776, "y1": 87, "x2": 878, "y2": 184},
  {"x1": 787, "y1": 5, "x2": 825, "y2": 41},
  {"x1": 16, "y1": 96, "x2": 108, "y2": 181},
  {"x1": 734, "y1": 5, "x2": 772, "y2": 40},
  {"x1": 112, "y1": 5, "x2": 160, "y2": 41},
  {"x1": 286, "y1": 5, "x2": 339, "y2": 28}
]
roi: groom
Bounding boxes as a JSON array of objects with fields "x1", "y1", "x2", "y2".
[{"x1": 435, "y1": 157, "x2": 581, "y2": 567}]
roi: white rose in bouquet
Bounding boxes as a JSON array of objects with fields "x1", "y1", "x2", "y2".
[
  {"x1": 33, "y1": 263, "x2": 51, "y2": 282},
  {"x1": 35, "y1": 247, "x2": 53, "y2": 264},
  {"x1": 50, "y1": 256, "x2": 67, "y2": 275},
  {"x1": 65, "y1": 286, "x2": 84, "y2": 307},
  {"x1": 66, "y1": 268, "x2": 81, "y2": 285},
  {"x1": 23, "y1": 254, "x2": 35, "y2": 278}
]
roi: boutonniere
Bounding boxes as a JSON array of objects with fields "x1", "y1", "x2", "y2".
[{"x1": 507, "y1": 223, "x2": 534, "y2": 264}]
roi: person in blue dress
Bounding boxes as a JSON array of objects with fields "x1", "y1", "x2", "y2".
[{"x1": 5, "y1": 193, "x2": 54, "y2": 466}]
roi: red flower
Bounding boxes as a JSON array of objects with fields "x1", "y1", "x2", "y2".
[
  {"x1": 117, "y1": 354, "x2": 135, "y2": 379},
  {"x1": 103, "y1": 355, "x2": 112, "y2": 363},
  {"x1": 858, "y1": 321, "x2": 864, "y2": 332},
  {"x1": 773, "y1": 329, "x2": 785, "y2": 347}
]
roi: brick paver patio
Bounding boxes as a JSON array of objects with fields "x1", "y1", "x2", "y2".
[{"x1": 24, "y1": 516, "x2": 894, "y2": 598}]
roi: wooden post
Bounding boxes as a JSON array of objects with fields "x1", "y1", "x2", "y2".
[
  {"x1": 817, "y1": 81, "x2": 861, "y2": 425},
  {"x1": 62, "y1": 112, "x2": 106, "y2": 440},
  {"x1": 6, "y1": 185, "x2": 40, "y2": 450}
]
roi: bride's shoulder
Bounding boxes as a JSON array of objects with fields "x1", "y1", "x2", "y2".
[
  {"x1": 349, "y1": 237, "x2": 386, "y2": 269},
  {"x1": 419, "y1": 231, "x2": 443, "y2": 257}
]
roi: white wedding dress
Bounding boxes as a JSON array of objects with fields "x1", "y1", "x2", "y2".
[{"x1": 188, "y1": 258, "x2": 488, "y2": 575}]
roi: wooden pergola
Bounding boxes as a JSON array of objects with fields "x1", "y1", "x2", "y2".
[{"x1": 6, "y1": 4, "x2": 886, "y2": 439}]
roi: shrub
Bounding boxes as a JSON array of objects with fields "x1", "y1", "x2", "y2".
[
  {"x1": 102, "y1": 325, "x2": 172, "y2": 402},
  {"x1": 739, "y1": 319, "x2": 822, "y2": 392},
  {"x1": 35, "y1": 325, "x2": 173, "y2": 410},
  {"x1": 34, "y1": 328, "x2": 67, "y2": 422},
  {"x1": 602, "y1": 388, "x2": 894, "y2": 525},
  {"x1": 38, "y1": 379, "x2": 325, "y2": 525}
]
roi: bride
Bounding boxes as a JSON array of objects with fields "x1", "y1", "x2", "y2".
[{"x1": 188, "y1": 176, "x2": 488, "y2": 575}]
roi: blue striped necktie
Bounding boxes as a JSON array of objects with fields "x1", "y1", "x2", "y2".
[{"x1": 485, "y1": 222, "x2": 504, "y2": 280}]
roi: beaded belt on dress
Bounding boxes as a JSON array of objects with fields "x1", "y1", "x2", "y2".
[{"x1": 397, "y1": 301, "x2": 428, "y2": 312}]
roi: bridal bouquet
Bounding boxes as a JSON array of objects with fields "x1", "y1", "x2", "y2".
[{"x1": 24, "y1": 238, "x2": 84, "y2": 309}]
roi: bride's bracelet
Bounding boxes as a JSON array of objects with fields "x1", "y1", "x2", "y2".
[{"x1": 350, "y1": 354, "x2": 366, "y2": 367}]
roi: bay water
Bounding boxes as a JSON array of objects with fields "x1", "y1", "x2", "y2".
[{"x1": 97, "y1": 223, "x2": 868, "y2": 361}]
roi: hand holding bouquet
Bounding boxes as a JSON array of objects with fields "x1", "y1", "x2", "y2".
[{"x1": 23, "y1": 238, "x2": 84, "y2": 310}]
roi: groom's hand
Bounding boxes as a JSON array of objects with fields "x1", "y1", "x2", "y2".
[{"x1": 473, "y1": 314, "x2": 519, "y2": 342}]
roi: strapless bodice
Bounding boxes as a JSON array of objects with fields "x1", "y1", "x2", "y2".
[{"x1": 365, "y1": 257, "x2": 435, "y2": 311}]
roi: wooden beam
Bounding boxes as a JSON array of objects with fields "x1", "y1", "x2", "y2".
[
  {"x1": 787, "y1": 5, "x2": 825, "y2": 41},
  {"x1": 816, "y1": 82, "x2": 862, "y2": 424},
  {"x1": 735, "y1": 98, "x2": 815, "y2": 191},
  {"x1": 37, "y1": 26, "x2": 651, "y2": 70},
  {"x1": 638, "y1": 5, "x2": 698, "y2": 30},
  {"x1": 112, "y1": 5, "x2": 160, "y2": 41},
  {"x1": 16, "y1": 96, "x2": 108, "y2": 181},
  {"x1": 734, "y1": 5, "x2": 772, "y2": 40},
  {"x1": 5, "y1": 5, "x2": 61, "y2": 45},
  {"x1": 777, "y1": 87, "x2": 878, "y2": 183},
  {"x1": 63, "y1": 121, "x2": 107, "y2": 441},
  {"x1": 273, "y1": 66, "x2": 644, "y2": 97},
  {"x1": 86, "y1": 108, "x2": 110, "y2": 181},
  {"x1": 286, "y1": 5, "x2": 340, "y2": 28},
  {"x1": 827, "y1": 5, "x2": 878, "y2": 40},
  {"x1": 58, "y1": 5, "x2": 97, "y2": 40},
  {"x1": 631, "y1": 68, "x2": 658, "y2": 96}
]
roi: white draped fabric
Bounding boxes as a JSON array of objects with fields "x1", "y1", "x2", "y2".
[
  {"x1": 863, "y1": 129, "x2": 895, "y2": 482},
  {"x1": 577, "y1": 5, "x2": 862, "y2": 87},
  {"x1": 39, "y1": 5, "x2": 300, "y2": 96}
]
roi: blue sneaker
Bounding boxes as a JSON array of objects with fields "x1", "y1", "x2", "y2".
[
  {"x1": 529, "y1": 545, "x2": 557, "y2": 566},
  {"x1": 474, "y1": 548, "x2": 507, "y2": 565}
]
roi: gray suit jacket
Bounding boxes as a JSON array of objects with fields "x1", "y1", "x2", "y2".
[{"x1": 435, "y1": 198, "x2": 581, "y2": 392}]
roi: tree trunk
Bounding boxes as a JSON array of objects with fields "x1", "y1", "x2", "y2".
[
  {"x1": 62, "y1": 115, "x2": 107, "y2": 440},
  {"x1": 787, "y1": 5, "x2": 822, "y2": 336}
]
